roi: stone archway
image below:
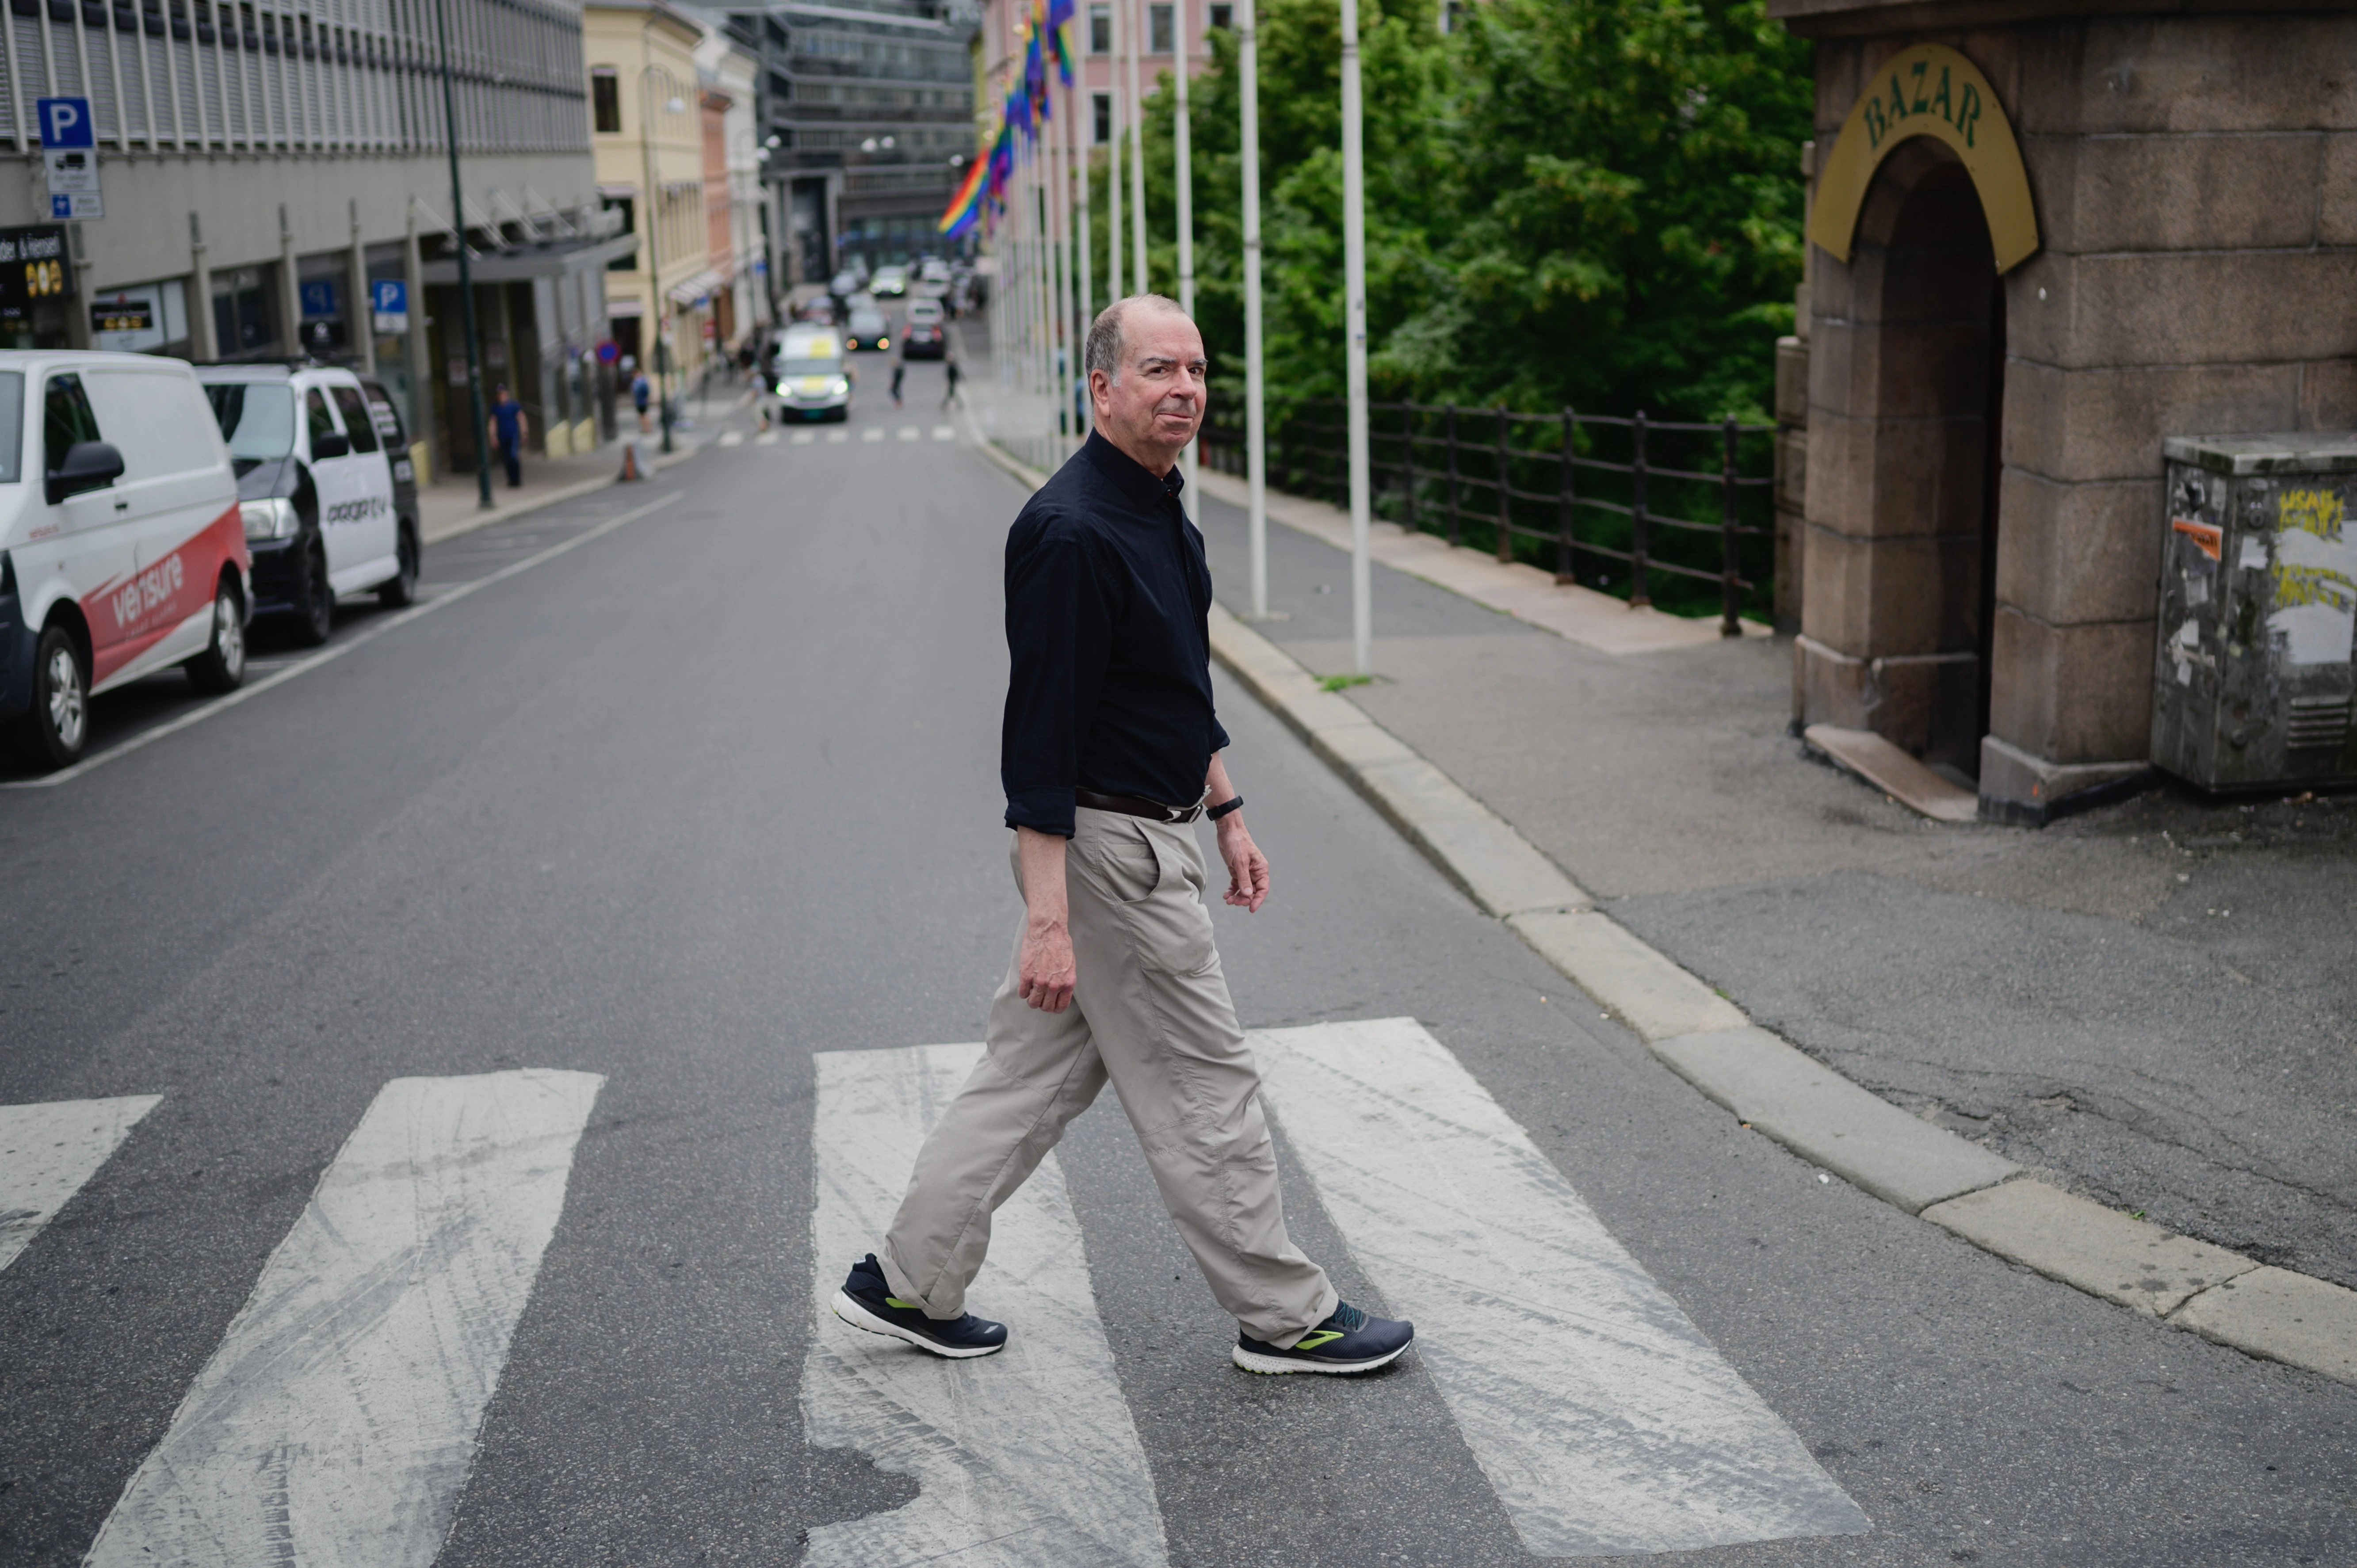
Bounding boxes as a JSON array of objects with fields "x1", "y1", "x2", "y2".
[{"x1": 1797, "y1": 137, "x2": 2006, "y2": 776}]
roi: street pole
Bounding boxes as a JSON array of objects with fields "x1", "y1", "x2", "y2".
[
  {"x1": 1125, "y1": 0, "x2": 1147, "y2": 291},
  {"x1": 433, "y1": 0, "x2": 493, "y2": 511},
  {"x1": 641, "y1": 52, "x2": 677, "y2": 455},
  {"x1": 1340, "y1": 0, "x2": 1371, "y2": 674},
  {"x1": 1105, "y1": 50, "x2": 1123, "y2": 303},
  {"x1": 1172, "y1": 0, "x2": 1195, "y2": 512},
  {"x1": 1239, "y1": 0, "x2": 1266, "y2": 618},
  {"x1": 1047, "y1": 95, "x2": 1068, "y2": 450},
  {"x1": 1070, "y1": 69, "x2": 1092, "y2": 435}
]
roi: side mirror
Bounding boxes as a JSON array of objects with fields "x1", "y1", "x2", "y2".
[
  {"x1": 312, "y1": 430, "x2": 351, "y2": 460},
  {"x1": 46, "y1": 439, "x2": 124, "y2": 505}
]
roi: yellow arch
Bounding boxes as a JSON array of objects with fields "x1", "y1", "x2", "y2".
[{"x1": 1807, "y1": 43, "x2": 2040, "y2": 274}]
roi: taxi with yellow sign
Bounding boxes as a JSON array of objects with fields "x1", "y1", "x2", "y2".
[{"x1": 771, "y1": 325, "x2": 853, "y2": 423}]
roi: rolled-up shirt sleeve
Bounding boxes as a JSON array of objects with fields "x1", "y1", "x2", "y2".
[{"x1": 1002, "y1": 521, "x2": 1110, "y2": 836}]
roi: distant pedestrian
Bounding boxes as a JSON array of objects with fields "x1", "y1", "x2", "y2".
[
  {"x1": 629, "y1": 361, "x2": 652, "y2": 434},
  {"x1": 890, "y1": 346, "x2": 906, "y2": 409},
  {"x1": 940, "y1": 348, "x2": 961, "y2": 411},
  {"x1": 486, "y1": 383, "x2": 527, "y2": 489}
]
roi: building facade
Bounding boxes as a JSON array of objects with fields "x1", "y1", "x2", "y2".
[
  {"x1": 585, "y1": 0, "x2": 717, "y2": 394},
  {"x1": 0, "y1": 0, "x2": 620, "y2": 476},
  {"x1": 1771, "y1": 0, "x2": 2357, "y2": 821},
  {"x1": 695, "y1": 22, "x2": 772, "y2": 344},
  {"x1": 717, "y1": 0, "x2": 977, "y2": 286}
]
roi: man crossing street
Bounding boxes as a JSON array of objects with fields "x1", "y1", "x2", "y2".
[{"x1": 833, "y1": 295, "x2": 1415, "y2": 1376}]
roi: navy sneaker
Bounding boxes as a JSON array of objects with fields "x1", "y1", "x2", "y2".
[
  {"x1": 831, "y1": 1253, "x2": 1009, "y2": 1359},
  {"x1": 1232, "y1": 1300, "x2": 1414, "y2": 1375}
]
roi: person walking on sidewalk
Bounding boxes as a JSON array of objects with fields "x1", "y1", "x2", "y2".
[
  {"x1": 628, "y1": 361, "x2": 652, "y2": 434},
  {"x1": 941, "y1": 346, "x2": 962, "y2": 411},
  {"x1": 832, "y1": 294, "x2": 1415, "y2": 1377},
  {"x1": 486, "y1": 383, "x2": 527, "y2": 489},
  {"x1": 889, "y1": 343, "x2": 906, "y2": 409}
]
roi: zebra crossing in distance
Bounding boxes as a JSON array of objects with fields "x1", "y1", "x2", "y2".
[{"x1": 3, "y1": 1021, "x2": 1865, "y2": 1565}]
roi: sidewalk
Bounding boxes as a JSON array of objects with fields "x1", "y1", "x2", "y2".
[
  {"x1": 1182, "y1": 471, "x2": 2357, "y2": 1304},
  {"x1": 416, "y1": 401, "x2": 739, "y2": 547}
]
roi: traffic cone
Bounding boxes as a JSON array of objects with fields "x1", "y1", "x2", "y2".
[{"x1": 619, "y1": 437, "x2": 641, "y2": 482}]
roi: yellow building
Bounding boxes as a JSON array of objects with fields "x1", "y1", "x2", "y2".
[{"x1": 585, "y1": 0, "x2": 718, "y2": 407}]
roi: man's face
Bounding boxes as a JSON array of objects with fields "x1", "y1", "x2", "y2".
[{"x1": 1090, "y1": 307, "x2": 1206, "y2": 475}]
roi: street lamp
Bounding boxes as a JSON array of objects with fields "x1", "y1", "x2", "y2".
[
  {"x1": 432, "y1": 0, "x2": 493, "y2": 511},
  {"x1": 639, "y1": 47, "x2": 691, "y2": 455}
]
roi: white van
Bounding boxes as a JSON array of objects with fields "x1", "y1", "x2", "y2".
[
  {"x1": 194, "y1": 363, "x2": 411, "y2": 646},
  {"x1": 0, "y1": 351, "x2": 247, "y2": 769}
]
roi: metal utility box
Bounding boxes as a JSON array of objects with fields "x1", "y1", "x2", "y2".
[{"x1": 2151, "y1": 434, "x2": 2357, "y2": 790}]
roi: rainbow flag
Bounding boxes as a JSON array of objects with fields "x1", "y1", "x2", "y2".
[{"x1": 938, "y1": 149, "x2": 989, "y2": 237}]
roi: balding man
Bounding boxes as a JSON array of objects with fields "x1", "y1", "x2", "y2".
[{"x1": 833, "y1": 295, "x2": 1415, "y2": 1376}]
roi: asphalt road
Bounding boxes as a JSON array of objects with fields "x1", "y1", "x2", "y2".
[{"x1": 2, "y1": 357, "x2": 2352, "y2": 1566}]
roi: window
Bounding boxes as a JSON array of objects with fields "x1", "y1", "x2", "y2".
[
  {"x1": 603, "y1": 195, "x2": 637, "y2": 272},
  {"x1": 206, "y1": 383, "x2": 296, "y2": 462},
  {"x1": 1148, "y1": 3, "x2": 1172, "y2": 53},
  {"x1": 304, "y1": 388, "x2": 340, "y2": 450},
  {"x1": 362, "y1": 383, "x2": 408, "y2": 449},
  {"x1": 43, "y1": 374, "x2": 101, "y2": 478},
  {"x1": 1207, "y1": 3, "x2": 1231, "y2": 26},
  {"x1": 0, "y1": 373, "x2": 24, "y2": 483},
  {"x1": 329, "y1": 386, "x2": 380, "y2": 453},
  {"x1": 591, "y1": 67, "x2": 621, "y2": 134},
  {"x1": 1088, "y1": 2, "x2": 1108, "y2": 52},
  {"x1": 1093, "y1": 91, "x2": 1111, "y2": 145}
]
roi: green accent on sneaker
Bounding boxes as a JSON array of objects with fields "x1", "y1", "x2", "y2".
[
  {"x1": 885, "y1": 1296, "x2": 921, "y2": 1310},
  {"x1": 1293, "y1": 1329, "x2": 1345, "y2": 1351}
]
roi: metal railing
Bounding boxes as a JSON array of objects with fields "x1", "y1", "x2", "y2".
[{"x1": 1199, "y1": 400, "x2": 1777, "y2": 634}]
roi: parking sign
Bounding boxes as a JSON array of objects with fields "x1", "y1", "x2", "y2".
[
  {"x1": 36, "y1": 98, "x2": 93, "y2": 149},
  {"x1": 370, "y1": 278, "x2": 407, "y2": 333}
]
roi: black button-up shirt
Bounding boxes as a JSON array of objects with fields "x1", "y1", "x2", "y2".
[{"x1": 1002, "y1": 431, "x2": 1229, "y2": 837}]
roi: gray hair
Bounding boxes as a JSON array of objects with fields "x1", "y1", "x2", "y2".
[{"x1": 1084, "y1": 294, "x2": 1188, "y2": 384}]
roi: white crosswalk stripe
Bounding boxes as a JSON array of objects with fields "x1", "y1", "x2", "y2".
[
  {"x1": 826, "y1": 429, "x2": 848, "y2": 443},
  {"x1": 790, "y1": 430, "x2": 813, "y2": 445},
  {"x1": 897, "y1": 426, "x2": 920, "y2": 441},
  {"x1": 718, "y1": 430, "x2": 744, "y2": 447},
  {"x1": 755, "y1": 431, "x2": 779, "y2": 446},
  {"x1": 861, "y1": 427, "x2": 884, "y2": 443},
  {"x1": 0, "y1": 1095, "x2": 160, "y2": 1275},
  {"x1": 84, "y1": 1070, "x2": 603, "y2": 1568},
  {"x1": 1253, "y1": 1019, "x2": 1868, "y2": 1555},
  {"x1": 804, "y1": 1045, "x2": 1169, "y2": 1568},
  {"x1": 932, "y1": 425, "x2": 956, "y2": 441}
]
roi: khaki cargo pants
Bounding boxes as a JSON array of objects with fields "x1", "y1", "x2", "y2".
[{"x1": 880, "y1": 807, "x2": 1337, "y2": 1347}]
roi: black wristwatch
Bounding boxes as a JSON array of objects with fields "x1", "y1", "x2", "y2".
[{"x1": 1207, "y1": 795, "x2": 1244, "y2": 821}]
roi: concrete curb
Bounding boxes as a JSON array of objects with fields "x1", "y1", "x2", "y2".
[{"x1": 1202, "y1": 600, "x2": 2357, "y2": 1387}]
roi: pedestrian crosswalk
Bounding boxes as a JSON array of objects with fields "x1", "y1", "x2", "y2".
[{"x1": 3, "y1": 1022, "x2": 1866, "y2": 1564}]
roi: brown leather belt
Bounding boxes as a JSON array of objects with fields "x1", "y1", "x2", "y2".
[{"x1": 1076, "y1": 787, "x2": 1203, "y2": 823}]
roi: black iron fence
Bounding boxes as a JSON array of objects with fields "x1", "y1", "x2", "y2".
[{"x1": 1199, "y1": 401, "x2": 1778, "y2": 633}]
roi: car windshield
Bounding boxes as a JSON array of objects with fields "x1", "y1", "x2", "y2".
[
  {"x1": 205, "y1": 382, "x2": 296, "y2": 462},
  {"x1": 782, "y1": 359, "x2": 840, "y2": 377}
]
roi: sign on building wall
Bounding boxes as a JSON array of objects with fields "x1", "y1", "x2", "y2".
[
  {"x1": 35, "y1": 98, "x2": 102, "y2": 221},
  {"x1": 371, "y1": 279, "x2": 408, "y2": 333},
  {"x1": 0, "y1": 225, "x2": 74, "y2": 320}
]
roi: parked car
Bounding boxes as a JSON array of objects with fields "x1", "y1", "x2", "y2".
[
  {"x1": 0, "y1": 351, "x2": 248, "y2": 768},
  {"x1": 920, "y1": 258, "x2": 953, "y2": 285},
  {"x1": 901, "y1": 299, "x2": 947, "y2": 360},
  {"x1": 844, "y1": 307, "x2": 890, "y2": 352},
  {"x1": 195, "y1": 362, "x2": 417, "y2": 649},
  {"x1": 772, "y1": 326, "x2": 853, "y2": 421},
  {"x1": 869, "y1": 265, "x2": 908, "y2": 298},
  {"x1": 828, "y1": 268, "x2": 863, "y2": 299},
  {"x1": 795, "y1": 296, "x2": 838, "y2": 326}
]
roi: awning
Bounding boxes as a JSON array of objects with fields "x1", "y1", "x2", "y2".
[
  {"x1": 666, "y1": 267, "x2": 729, "y2": 307},
  {"x1": 419, "y1": 231, "x2": 640, "y2": 284}
]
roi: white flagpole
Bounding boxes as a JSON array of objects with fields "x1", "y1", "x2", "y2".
[
  {"x1": 1125, "y1": 0, "x2": 1147, "y2": 291},
  {"x1": 1240, "y1": 0, "x2": 1266, "y2": 618},
  {"x1": 1340, "y1": 0, "x2": 1371, "y2": 674},
  {"x1": 1172, "y1": 0, "x2": 1195, "y2": 512},
  {"x1": 1105, "y1": 78, "x2": 1123, "y2": 303},
  {"x1": 1071, "y1": 67, "x2": 1093, "y2": 433}
]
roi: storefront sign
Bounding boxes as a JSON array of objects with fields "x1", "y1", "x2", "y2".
[
  {"x1": 1807, "y1": 44, "x2": 2039, "y2": 272},
  {"x1": 90, "y1": 298, "x2": 153, "y2": 334},
  {"x1": 0, "y1": 225, "x2": 73, "y2": 320}
]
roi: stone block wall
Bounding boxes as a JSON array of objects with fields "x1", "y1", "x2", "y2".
[{"x1": 1787, "y1": 5, "x2": 2357, "y2": 815}]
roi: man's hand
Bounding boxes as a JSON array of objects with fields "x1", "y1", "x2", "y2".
[
  {"x1": 1018, "y1": 917, "x2": 1076, "y2": 1012},
  {"x1": 1216, "y1": 816, "x2": 1270, "y2": 912},
  {"x1": 1016, "y1": 826, "x2": 1076, "y2": 1011}
]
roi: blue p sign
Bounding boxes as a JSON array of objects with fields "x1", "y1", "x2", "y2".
[
  {"x1": 372, "y1": 279, "x2": 406, "y2": 315},
  {"x1": 36, "y1": 98, "x2": 93, "y2": 149}
]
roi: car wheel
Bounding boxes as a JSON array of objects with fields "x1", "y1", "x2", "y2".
[
  {"x1": 290, "y1": 538, "x2": 333, "y2": 646},
  {"x1": 378, "y1": 522, "x2": 420, "y2": 608},
  {"x1": 14, "y1": 623, "x2": 88, "y2": 770},
  {"x1": 184, "y1": 580, "x2": 247, "y2": 693}
]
